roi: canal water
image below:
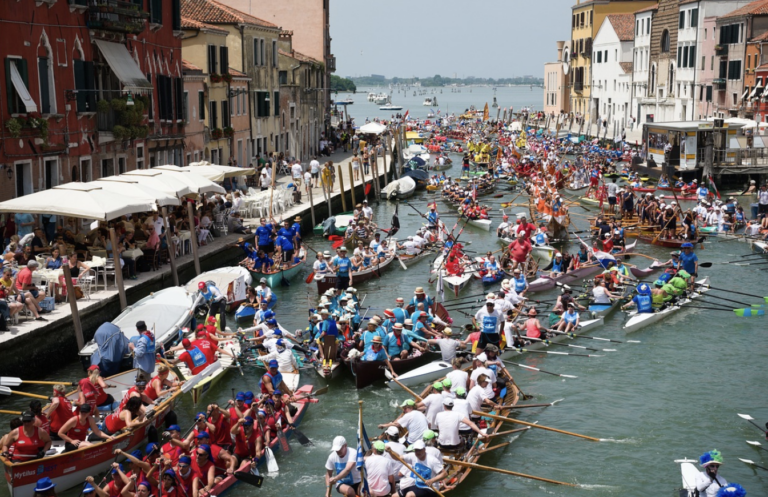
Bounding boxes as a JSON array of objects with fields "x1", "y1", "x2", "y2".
[{"x1": 2, "y1": 185, "x2": 767, "y2": 497}]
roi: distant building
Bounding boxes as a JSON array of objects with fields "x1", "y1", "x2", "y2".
[
  {"x1": 370, "y1": 74, "x2": 386, "y2": 80},
  {"x1": 543, "y1": 41, "x2": 571, "y2": 116},
  {"x1": 592, "y1": 14, "x2": 635, "y2": 133}
]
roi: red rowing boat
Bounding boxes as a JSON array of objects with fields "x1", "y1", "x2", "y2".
[{"x1": 632, "y1": 187, "x2": 656, "y2": 193}]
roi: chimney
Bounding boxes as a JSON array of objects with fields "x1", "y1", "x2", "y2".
[{"x1": 556, "y1": 41, "x2": 565, "y2": 62}]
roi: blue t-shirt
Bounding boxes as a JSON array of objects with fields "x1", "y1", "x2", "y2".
[
  {"x1": 632, "y1": 294, "x2": 653, "y2": 313},
  {"x1": 256, "y1": 224, "x2": 273, "y2": 245},
  {"x1": 320, "y1": 319, "x2": 338, "y2": 337},
  {"x1": 363, "y1": 347, "x2": 387, "y2": 362},
  {"x1": 291, "y1": 223, "x2": 302, "y2": 238},
  {"x1": 275, "y1": 235, "x2": 293, "y2": 251},
  {"x1": 384, "y1": 332, "x2": 412, "y2": 356},
  {"x1": 15, "y1": 213, "x2": 34, "y2": 237},
  {"x1": 254, "y1": 256, "x2": 273, "y2": 269},
  {"x1": 333, "y1": 256, "x2": 351, "y2": 277},
  {"x1": 679, "y1": 251, "x2": 698, "y2": 274},
  {"x1": 277, "y1": 227, "x2": 295, "y2": 241},
  {"x1": 392, "y1": 307, "x2": 410, "y2": 324}
]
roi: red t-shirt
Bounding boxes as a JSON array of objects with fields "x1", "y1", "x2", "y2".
[
  {"x1": 207, "y1": 412, "x2": 231, "y2": 447},
  {"x1": 192, "y1": 338, "x2": 218, "y2": 363},
  {"x1": 15, "y1": 268, "x2": 32, "y2": 291},
  {"x1": 78, "y1": 378, "x2": 99, "y2": 412}
]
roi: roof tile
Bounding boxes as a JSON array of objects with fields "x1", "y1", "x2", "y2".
[
  {"x1": 718, "y1": 0, "x2": 768, "y2": 20},
  {"x1": 607, "y1": 13, "x2": 635, "y2": 41},
  {"x1": 181, "y1": 16, "x2": 229, "y2": 35},
  {"x1": 635, "y1": 3, "x2": 658, "y2": 14},
  {"x1": 620, "y1": 61, "x2": 633, "y2": 73},
  {"x1": 182, "y1": 59, "x2": 202, "y2": 72},
  {"x1": 181, "y1": 0, "x2": 277, "y2": 28}
]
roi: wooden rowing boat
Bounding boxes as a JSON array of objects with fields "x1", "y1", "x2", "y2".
[
  {"x1": 636, "y1": 234, "x2": 706, "y2": 248},
  {"x1": 186, "y1": 267, "x2": 251, "y2": 312},
  {"x1": 175, "y1": 337, "x2": 242, "y2": 404},
  {"x1": 349, "y1": 350, "x2": 438, "y2": 389},
  {"x1": 248, "y1": 254, "x2": 307, "y2": 287},
  {"x1": 314, "y1": 252, "x2": 396, "y2": 293},
  {"x1": 1, "y1": 369, "x2": 182, "y2": 497}
]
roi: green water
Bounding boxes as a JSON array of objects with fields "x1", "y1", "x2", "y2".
[{"x1": 2, "y1": 186, "x2": 767, "y2": 497}]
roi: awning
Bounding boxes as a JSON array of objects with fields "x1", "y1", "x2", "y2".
[
  {"x1": 94, "y1": 40, "x2": 152, "y2": 93},
  {"x1": 742, "y1": 88, "x2": 750, "y2": 100},
  {"x1": 358, "y1": 122, "x2": 387, "y2": 135},
  {"x1": 9, "y1": 61, "x2": 37, "y2": 112},
  {"x1": 120, "y1": 170, "x2": 192, "y2": 197},
  {"x1": 154, "y1": 165, "x2": 227, "y2": 195},
  {"x1": 750, "y1": 85, "x2": 763, "y2": 99},
  {"x1": 183, "y1": 162, "x2": 255, "y2": 182}
]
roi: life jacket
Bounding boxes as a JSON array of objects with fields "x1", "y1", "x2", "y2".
[
  {"x1": 183, "y1": 346, "x2": 211, "y2": 375},
  {"x1": 11, "y1": 426, "x2": 44, "y2": 461},
  {"x1": 635, "y1": 294, "x2": 653, "y2": 313}
]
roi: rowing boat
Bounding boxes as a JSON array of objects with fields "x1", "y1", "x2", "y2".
[
  {"x1": 623, "y1": 277, "x2": 710, "y2": 333},
  {"x1": 175, "y1": 336, "x2": 242, "y2": 404},
  {"x1": 397, "y1": 248, "x2": 438, "y2": 268},
  {"x1": 314, "y1": 251, "x2": 396, "y2": 293},
  {"x1": 234, "y1": 296, "x2": 277, "y2": 324},
  {"x1": 349, "y1": 350, "x2": 437, "y2": 389},
  {"x1": 1, "y1": 369, "x2": 181, "y2": 497},
  {"x1": 677, "y1": 458, "x2": 700, "y2": 497},
  {"x1": 431, "y1": 255, "x2": 474, "y2": 296},
  {"x1": 313, "y1": 212, "x2": 354, "y2": 236},
  {"x1": 581, "y1": 285, "x2": 634, "y2": 318},
  {"x1": 248, "y1": 255, "x2": 307, "y2": 287},
  {"x1": 636, "y1": 234, "x2": 706, "y2": 248}
]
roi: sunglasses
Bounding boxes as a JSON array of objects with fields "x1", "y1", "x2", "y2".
[{"x1": 197, "y1": 452, "x2": 208, "y2": 457}]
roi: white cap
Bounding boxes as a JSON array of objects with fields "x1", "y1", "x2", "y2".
[
  {"x1": 443, "y1": 398, "x2": 454, "y2": 406},
  {"x1": 386, "y1": 426, "x2": 399, "y2": 436},
  {"x1": 412, "y1": 440, "x2": 426, "y2": 450},
  {"x1": 331, "y1": 436, "x2": 347, "y2": 451}
]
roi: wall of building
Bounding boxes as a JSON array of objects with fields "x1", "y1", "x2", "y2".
[{"x1": 183, "y1": 74, "x2": 206, "y2": 165}]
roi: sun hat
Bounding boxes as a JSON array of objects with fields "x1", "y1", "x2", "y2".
[
  {"x1": 637, "y1": 283, "x2": 651, "y2": 295},
  {"x1": 443, "y1": 327, "x2": 452, "y2": 336},
  {"x1": 700, "y1": 449, "x2": 724, "y2": 467},
  {"x1": 414, "y1": 287, "x2": 425, "y2": 294},
  {"x1": 35, "y1": 478, "x2": 56, "y2": 493},
  {"x1": 372, "y1": 336, "x2": 382, "y2": 344},
  {"x1": 422, "y1": 430, "x2": 436, "y2": 440}
]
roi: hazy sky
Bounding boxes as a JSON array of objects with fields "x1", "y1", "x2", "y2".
[{"x1": 330, "y1": 0, "x2": 575, "y2": 79}]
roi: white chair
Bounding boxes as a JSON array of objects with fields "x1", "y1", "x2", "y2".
[
  {"x1": 103, "y1": 259, "x2": 117, "y2": 290},
  {"x1": 78, "y1": 274, "x2": 96, "y2": 301},
  {"x1": 213, "y1": 213, "x2": 229, "y2": 237}
]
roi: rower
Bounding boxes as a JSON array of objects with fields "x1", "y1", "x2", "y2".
[
  {"x1": 365, "y1": 441, "x2": 396, "y2": 497},
  {"x1": 45, "y1": 384, "x2": 75, "y2": 439},
  {"x1": 679, "y1": 242, "x2": 699, "y2": 286},
  {"x1": 476, "y1": 345, "x2": 509, "y2": 386},
  {"x1": 168, "y1": 338, "x2": 216, "y2": 375},
  {"x1": 331, "y1": 247, "x2": 352, "y2": 291},
  {"x1": 385, "y1": 322, "x2": 420, "y2": 360},
  {"x1": 317, "y1": 309, "x2": 340, "y2": 366},
  {"x1": 507, "y1": 270, "x2": 529, "y2": 299},
  {"x1": 668, "y1": 270, "x2": 691, "y2": 297},
  {"x1": 650, "y1": 280, "x2": 671, "y2": 308},
  {"x1": 554, "y1": 303, "x2": 580, "y2": 332},
  {"x1": 324, "y1": 436, "x2": 362, "y2": 497},
  {"x1": 412, "y1": 311, "x2": 441, "y2": 339},
  {"x1": 426, "y1": 328, "x2": 464, "y2": 362},
  {"x1": 496, "y1": 214, "x2": 510, "y2": 238},
  {"x1": 29, "y1": 400, "x2": 50, "y2": 434},
  {"x1": 359, "y1": 319, "x2": 387, "y2": 350},
  {"x1": 469, "y1": 357, "x2": 496, "y2": 399},
  {"x1": 472, "y1": 299, "x2": 503, "y2": 350},
  {"x1": 622, "y1": 283, "x2": 654, "y2": 313},
  {"x1": 194, "y1": 281, "x2": 228, "y2": 332},
  {"x1": 230, "y1": 416, "x2": 263, "y2": 464},
  {"x1": 434, "y1": 398, "x2": 486, "y2": 451},
  {"x1": 58, "y1": 403, "x2": 112, "y2": 452},
  {"x1": 466, "y1": 375, "x2": 500, "y2": 425},
  {"x1": 128, "y1": 321, "x2": 156, "y2": 382},
  {"x1": 695, "y1": 450, "x2": 728, "y2": 497},
  {"x1": 103, "y1": 397, "x2": 147, "y2": 436},
  {"x1": 173, "y1": 456, "x2": 200, "y2": 497},
  {"x1": 416, "y1": 382, "x2": 447, "y2": 429},
  {"x1": 205, "y1": 403, "x2": 232, "y2": 450},
  {"x1": 145, "y1": 365, "x2": 180, "y2": 403},
  {"x1": 256, "y1": 278, "x2": 276, "y2": 306},
  {"x1": 409, "y1": 287, "x2": 434, "y2": 314},
  {"x1": 78, "y1": 365, "x2": 116, "y2": 412},
  {"x1": 1, "y1": 410, "x2": 51, "y2": 461},
  {"x1": 377, "y1": 400, "x2": 429, "y2": 446},
  {"x1": 260, "y1": 360, "x2": 291, "y2": 397},
  {"x1": 426, "y1": 204, "x2": 440, "y2": 230}
]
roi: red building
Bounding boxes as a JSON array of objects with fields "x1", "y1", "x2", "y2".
[{"x1": 0, "y1": 0, "x2": 182, "y2": 204}]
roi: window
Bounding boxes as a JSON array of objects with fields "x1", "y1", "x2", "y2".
[
  {"x1": 15, "y1": 162, "x2": 32, "y2": 197},
  {"x1": 44, "y1": 159, "x2": 58, "y2": 189},
  {"x1": 274, "y1": 91, "x2": 279, "y2": 116},
  {"x1": 701, "y1": 55, "x2": 705, "y2": 71},
  {"x1": 5, "y1": 58, "x2": 36, "y2": 114},
  {"x1": 727, "y1": 60, "x2": 742, "y2": 80},
  {"x1": 235, "y1": 89, "x2": 240, "y2": 115},
  {"x1": 261, "y1": 40, "x2": 265, "y2": 66},
  {"x1": 221, "y1": 100, "x2": 229, "y2": 128},
  {"x1": 679, "y1": 11, "x2": 685, "y2": 29},
  {"x1": 136, "y1": 144, "x2": 144, "y2": 169},
  {"x1": 198, "y1": 91, "x2": 205, "y2": 120},
  {"x1": 706, "y1": 85, "x2": 712, "y2": 102},
  {"x1": 211, "y1": 149, "x2": 218, "y2": 164},
  {"x1": 256, "y1": 91, "x2": 269, "y2": 117},
  {"x1": 219, "y1": 46, "x2": 229, "y2": 75},
  {"x1": 210, "y1": 100, "x2": 218, "y2": 129},
  {"x1": 597, "y1": 51, "x2": 602, "y2": 63},
  {"x1": 279, "y1": 70, "x2": 287, "y2": 84},
  {"x1": 636, "y1": 20, "x2": 639, "y2": 36},
  {"x1": 253, "y1": 38, "x2": 259, "y2": 66},
  {"x1": 720, "y1": 24, "x2": 740, "y2": 45},
  {"x1": 174, "y1": 77, "x2": 183, "y2": 121},
  {"x1": 208, "y1": 45, "x2": 217, "y2": 74},
  {"x1": 691, "y1": 8, "x2": 698, "y2": 28},
  {"x1": 678, "y1": 46, "x2": 682, "y2": 66},
  {"x1": 150, "y1": 0, "x2": 162, "y2": 24},
  {"x1": 183, "y1": 91, "x2": 189, "y2": 123},
  {"x1": 101, "y1": 158, "x2": 114, "y2": 178},
  {"x1": 747, "y1": 55, "x2": 751, "y2": 69},
  {"x1": 661, "y1": 30, "x2": 670, "y2": 53},
  {"x1": 172, "y1": 0, "x2": 181, "y2": 30},
  {"x1": 118, "y1": 157, "x2": 126, "y2": 174},
  {"x1": 272, "y1": 40, "x2": 277, "y2": 67},
  {"x1": 80, "y1": 158, "x2": 92, "y2": 182},
  {"x1": 38, "y1": 49, "x2": 55, "y2": 114},
  {"x1": 719, "y1": 59, "x2": 727, "y2": 78},
  {"x1": 74, "y1": 60, "x2": 96, "y2": 112},
  {"x1": 704, "y1": 28, "x2": 707, "y2": 39}
]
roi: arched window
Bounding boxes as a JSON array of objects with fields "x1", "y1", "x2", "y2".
[
  {"x1": 37, "y1": 30, "x2": 56, "y2": 113},
  {"x1": 661, "y1": 30, "x2": 670, "y2": 53}
]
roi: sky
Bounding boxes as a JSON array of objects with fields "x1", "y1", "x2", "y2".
[{"x1": 330, "y1": 0, "x2": 576, "y2": 79}]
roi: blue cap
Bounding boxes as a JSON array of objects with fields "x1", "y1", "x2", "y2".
[
  {"x1": 197, "y1": 444, "x2": 211, "y2": 457},
  {"x1": 163, "y1": 469, "x2": 176, "y2": 478},
  {"x1": 276, "y1": 339, "x2": 285, "y2": 347},
  {"x1": 268, "y1": 359, "x2": 279, "y2": 368},
  {"x1": 34, "y1": 478, "x2": 56, "y2": 492},
  {"x1": 243, "y1": 416, "x2": 254, "y2": 426},
  {"x1": 235, "y1": 392, "x2": 246, "y2": 401},
  {"x1": 245, "y1": 391, "x2": 254, "y2": 399},
  {"x1": 111, "y1": 464, "x2": 124, "y2": 474},
  {"x1": 257, "y1": 410, "x2": 266, "y2": 416},
  {"x1": 167, "y1": 424, "x2": 181, "y2": 432},
  {"x1": 196, "y1": 431, "x2": 210, "y2": 439},
  {"x1": 266, "y1": 319, "x2": 278, "y2": 326},
  {"x1": 264, "y1": 311, "x2": 275, "y2": 319},
  {"x1": 82, "y1": 484, "x2": 95, "y2": 494},
  {"x1": 681, "y1": 242, "x2": 694, "y2": 248},
  {"x1": 195, "y1": 412, "x2": 206, "y2": 420},
  {"x1": 178, "y1": 456, "x2": 192, "y2": 465},
  {"x1": 137, "y1": 481, "x2": 152, "y2": 490},
  {"x1": 145, "y1": 443, "x2": 158, "y2": 455},
  {"x1": 130, "y1": 450, "x2": 143, "y2": 460},
  {"x1": 273, "y1": 329, "x2": 282, "y2": 336}
]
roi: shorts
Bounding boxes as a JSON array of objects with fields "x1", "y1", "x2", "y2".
[
  {"x1": 399, "y1": 486, "x2": 436, "y2": 497},
  {"x1": 608, "y1": 196, "x2": 617, "y2": 205},
  {"x1": 28, "y1": 289, "x2": 39, "y2": 299},
  {"x1": 312, "y1": 172, "x2": 319, "y2": 179},
  {"x1": 335, "y1": 275, "x2": 350, "y2": 290},
  {"x1": 759, "y1": 204, "x2": 768, "y2": 214},
  {"x1": 478, "y1": 332, "x2": 500, "y2": 349},
  {"x1": 258, "y1": 243, "x2": 274, "y2": 254},
  {"x1": 336, "y1": 481, "x2": 361, "y2": 494},
  {"x1": 590, "y1": 177, "x2": 599, "y2": 187}
]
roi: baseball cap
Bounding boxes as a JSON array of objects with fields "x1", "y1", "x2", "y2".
[
  {"x1": 331, "y1": 436, "x2": 347, "y2": 451},
  {"x1": 400, "y1": 399, "x2": 416, "y2": 408},
  {"x1": 373, "y1": 440, "x2": 386, "y2": 451},
  {"x1": 268, "y1": 360, "x2": 279, "y2": 368},
  {"x1": 386, "y1": 426, "x2": 399, "y2": 436}
]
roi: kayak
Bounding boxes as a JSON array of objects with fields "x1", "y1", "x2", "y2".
[{"x1": 623, "y1": 277, "x2": 711, "y2": 333}]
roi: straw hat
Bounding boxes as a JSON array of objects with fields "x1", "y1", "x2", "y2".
[{"x1": 414, "y1": 287, "x2": 425, "y2": 294}]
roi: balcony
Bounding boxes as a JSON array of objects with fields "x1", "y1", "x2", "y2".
[
  {"x1": 573, "y1": 81, "x2": 584, "y2": 92},
  {"x1": 327, "y1": 55, "x2": 336, "y2": 72},
  {"x1": 715, "y1": 45, "x2": 728, "y2": 57},
  {"x1": 86, "y1": 0, "x2": 149, "y2": 35},
  {"x1": 713, "y1": 78, "x2": 726, "y2": 90}
]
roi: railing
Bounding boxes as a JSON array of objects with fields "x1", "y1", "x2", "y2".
[
  {"x1": 573, "y1": 81, "x2": 584, "y2": 92},
  {"x1": 715, "y1": 46, "x2": 728, "y2": 56},
  {"x1": 86, "y1": 0, "x2": 148, "y2": 34}
]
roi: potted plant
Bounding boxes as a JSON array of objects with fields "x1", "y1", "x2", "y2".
[
  {"x1": 6, "y1": 118, "x2": 22, "y2": 138},
  {"x1": 221, "y1": 73, "x2": 233, "y2": 83},
  {"x1": 211, "y1": 128, "x2": 223, "y2": 140},
  {"x1": 223, "y1": 126, "x2": 234, "y2": 137},
  {"x1": 96, "y1": 99, "x2": 111, "y2": 113}
]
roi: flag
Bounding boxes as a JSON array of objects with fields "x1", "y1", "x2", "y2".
[
  {"x1": 389, "y1": 205, "x2": 400, "y2": 237},
  {"x1": 483, "y1": 103, "x2": 489, "y2": 121},
  {"x1": 403, "y1": 110, "x2": 409, "y2": 120},
  {"x1": 437, "y1": 109, "x2": 441, "y2": 115},
  {"x1": 707, "y1": 174, "x2": 721, "y2": 199},
  {"x1": 357, "y1": 411, "x2": 371, "y2": 495},
  {"x1": 437, "y1": 271, "x2": 445, "y2": 303},
  {"x1": 593, "y1": 250, "x2": 616, "y2": 269}
]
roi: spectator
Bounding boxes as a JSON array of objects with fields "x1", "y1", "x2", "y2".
[
  {"x1": 3, "y1": 214, "x2": 16, "y2": 246},
  {"x1": 310, "y1": 156, "x2": 320, "y2": 188},
  {"x1": 15, "y1": 261, "x2": 46, "y2": 319},
  {"x1": 14, "y1": 245, "x2": 34, "y2": 266},
  {"x1": 227, "y1": 212, "x2": 251, "y2": 235},
  {"x1": 291, "y1": 161, "x2": 304, "y2": 184},
  {"x1": 15, "y1": 212, "x2": 35, "y2": 238},
  {"x1": 30, "y1": 228, "x2": 48, "y2": 255}
]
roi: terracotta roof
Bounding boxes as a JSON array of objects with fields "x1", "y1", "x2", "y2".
[
  {"x1": 679, "y1": 0, "x2": 701, "y2": 5},
  {"x1": 620, "y1": 61, "x2": 634, "y2": 73},
  {"x1": 635, "y1": 3, "x2": 658, "y2": 13},
  {"x1": 752, "y1": 30, "x2": 768, "y2": 42},
  {"x1": 181, "y1": 0, "x2": 277, "y2": 28},
  {"x1": 719, "y1": 0, "x2": 768, "y2": 19},
  {"x1": 278, "y1": 48, "x2": 322, "y2": 65},
  {"x1": 182, "y1": 59, "x2": 201, "y2": 71},
  {"x1": 181, "y1": 16, "x2": 229, "y2": 34},
  {"x1": 607, "y1": 13, "x2": 635, "y2": 40},
  {"x1": 228, "y1": 67, "x2": 247, "y2": 77},
  {"x1": 758, "y1": 62, "x2": 768, "y2": 70}
]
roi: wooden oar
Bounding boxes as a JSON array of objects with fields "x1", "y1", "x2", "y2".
[
  {"x1": 0, "y1": 386, "x2": 48, "y2": 400},
  {"x1": 738, "y1": 413, "x2": 768, "y2": 434},
  {"x1": 746, "y1": 440, "x2": 768, "y2": 453},
  {"x1": 443, "y1": 458, "x2": 577, "y2": 487},
  {"x1": 0, "y1": 377, "x2": 74, "y2": 387},
  {"x1": 739, "y1": 458, "x2": 768, "y2": 472},
  {"x1": 473, "y1": 411, "x2": 600, "y2": 442},
  {"x1": 0, "y1": 409, "x2": 22, "y2": 415},
  {"x1": 390, "y1": 377, "x2": 424, "y2": 402},
  {"x1": 386, "y1": 448, "x2": 448, "y2": 497}
]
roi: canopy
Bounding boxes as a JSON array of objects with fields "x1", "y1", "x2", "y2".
[
  {"x1": 185, "y1": 162, "x2": 256, "y2": 181},
  {"x1": 94, "y1": 40, "x2": 153, "y2": 94},
  {"x1": 0, "y1": 182, "x2": 154, "y2": 221},
  {"x1": 89, "y1": 323, "x2": 130, "y2": 377},
  {"x1": 154, "y1": 165, "x2": 227, "y2": 195},
  {"x1": 92, "y1": 178, "x2": 180, "y2": 207},
  {"x1": 120, "y1": 170, "x2": 193, "y2": 197},
  {"x1": 408, "y1": 156, "x2": 426, "y2": 167},
  {"x1": 408, "y1": 144, "x2": 428, "y2": 154},
  {"x1": 402, "y1": 169, "x2": 429, "y2": 181},
  {"x1": 358, "y1": 122, "x2": 387, "y2": 135}
]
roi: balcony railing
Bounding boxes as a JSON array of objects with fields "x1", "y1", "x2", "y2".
[
  {"x1": 327, "y1": 55, "x2": 336, "y2": 72},
  {"x1": 573, "y1": 81, "x2": 584, "y2": 92},
  {"x1": 715, "y1": 45, "x2": 728, "y2": 56},
  {"x1": 86, "y1": 0, "x2": 148, "y2": 35}
]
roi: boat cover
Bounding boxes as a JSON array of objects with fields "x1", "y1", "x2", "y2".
[{"x1": 89, "y1": 322, "x2": 130, "y2": 376}]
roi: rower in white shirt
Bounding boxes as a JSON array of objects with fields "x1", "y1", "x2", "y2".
[
  {"x1": 399, "y1": 237, "x2": 420, "y2": 255},
  {"x1": 496, "y1": 215, "x2": 510, "y2": 238}
]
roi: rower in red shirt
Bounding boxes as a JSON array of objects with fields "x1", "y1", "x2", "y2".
[
  {"x1": 1, "y1": 410, "x2": 51, "y2": 461},
  {"x1": 514, "y1": 214, "x2": 536, "y2": 240},
  {"x1": 230, "y1": 416, "x2": 263, "y2": 463},
  {"x1": 160, "y1": 425, "x2": 185, "y2": 466},
  {"x1": 29, "y1": 400, "x2": 50, "y2": 434},
  {"x1": 227, "y1": 392, "x2": 252, "y2": 424},
  {"x1": 45, "y1": 384, "x2": 75, "y2": 438},
  {"x1": 169, "y1": 338, "x2": 216, "y2": 375},
  {"x1": 145, "y1": 364, "x2": 180, "y2": 402},
  {"x1": 206, "y1": 404, "x2": 231, "y2": 449},
  {"x1": 174, "y1": 455, "x2": 201, "y2": 497},
  {"x1": 601, "y1": 233, "x2": 614, "y2": 253}
]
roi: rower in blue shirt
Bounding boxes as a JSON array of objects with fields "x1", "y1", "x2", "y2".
[
  {"x1": 384, "y1": 323, "x2": 415, "y2": 359},
  {"x1": 360, "y1": 320, "x2": 387, "y2": 350},
  {"x1": 274, "y1": 233, "x2": 294, "y2": 265},
  {"x1": 426, "y1": 205, "x2": 440, "y2": 229},
  {"x1": 291, "y1": 216, "x2": 303, "y2": 244},
  {"x1": 331, "y1": 247, "x2": 352, "y2": 290},
  {"x1": 278, "y1": 219, "x2": 298, "y2": 247},
  {"x1": 622, "y1": 283, "x2": 653, "y2": 313},
  {"x1": 409, "y1": 287, "x2": 434, "y2": 314},
  {"x1": 392, "y1": 298, "x2": 410, "y2": 324},
  {"x1": 256, "y1": 218, "x2": 275, "y2": 254},
  {"x1": 316, "y1": 309, "x2": 339, "y2": 366}
]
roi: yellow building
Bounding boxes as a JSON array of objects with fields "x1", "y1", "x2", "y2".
[
  {"x1": 570, "y1": 0, "x2": 656, "y2": 123},
  {"x1": 181, "y1": 17, "x2": 232, "y2": 164}
]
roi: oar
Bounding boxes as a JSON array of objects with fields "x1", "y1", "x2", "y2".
[
  {"x1": 386, "y1": 449, "x2": 447, "y2": 497},
  {"x1": 444, "y1": 458, "x2": 577, "y2": 487},
  {"x1": 0, "y1": 377, "x2": 74, "y2": 387},
  {"x1": 738, "y1": 413, "x2": 768, "y2": 434},
  {"x1": 695, "y1": 283, "x2": 768, "y2": 302},
  {"x1": 291, "y1": 427, "x2": 313, "y2": 446},
  {"x1": 727, "y1": 260, "x2": 768, "y2": 266},
  {"x1": 472, "y1": 411, "x2": 600, "y2": 442},
  {"x1": 746, "y1": 440, "x2": 768, "y2": 453},
  {"x1": 509, "y1": 347, "x2": 603, "y2": 358},
  {"x1": 672, "y1": 305, "x2": 765, "y2": 316},
  {"x1": 547, "y1": 329, "x2": 640, "y2": 344},
  {"x1": 738, "y1": 252, "x2": 768, "y2": 258},
  {"x1": 0, "y1": 409, "x2": 22, "y2": 415},
  {"x1": 500, "y1": 359, "x2": 578, "y2": 379},
  {"x1": 0, "y1": 386, "x2": 48, "y2": 400},
  {"x1": 389, "y1": 377, "x2": 424, "y2": 402},
  {"x1": 696, "y1": 293, "x2": 764, "y2": 308},
  {"x1": 520, "y1": 336, "x2": 613, "y2": 352},
  {"x1": 738, "y1": 458, "x2": 768, "y2": 472},
  {"x1": 504, "y1": 399, "x2": 564, "y2": 410},
  {"x1": 234, "y1": 470, "x2": 264, "y2": 488}
]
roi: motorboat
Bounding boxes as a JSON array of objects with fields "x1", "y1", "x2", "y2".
[
  {"x1": 382, "y1": 176, "x2": 417, "y2": 200},
  {"x1": 79, "y1": 287, "x2": 196, "y2": 373},
  {"x1": 380, "y1": 104, "x2": 403, "y2": 111},
  {"x1": 185, "y1": 267, "x2": 251, "y2": 312},
  {"x1": 373, "y1": 94, "x2": 389, "y2": 104},
  {"x1": 402, "y1": 143, "x2": 431, "y2": 165}
]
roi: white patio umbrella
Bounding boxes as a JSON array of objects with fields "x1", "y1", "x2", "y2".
[
  {"x1": 119, "y1": 170, "x2": 193, "y2": 198},
  {"x1": 0, "y1": 182, "x2": 154, "y2": 221},
  {"x1": 92, "y1": 178, "x2": 180, "y2": 207},
  {"x1": 358, "y1": 122, "x2": 387, "y2": 135},
  {"x1": 154, "y1": 165, "x2": 227, "y2": 195},
  {"x1": 183, "y1": 162, "x2": 255, "y2": 181}
]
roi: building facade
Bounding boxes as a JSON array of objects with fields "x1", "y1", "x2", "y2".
[
  {"x1": 0, "y1": 0, "x2": 183, "y2": 203},
  {"x1": 543, "y1": 41, "x2": 571, "y2": 116},
  {"x1": 632, "y1": 4, "x2": 657, "y2": 124},
  {"x1": 182, "y1": 59, "x2": 205, "y2": 164},
  {"x1": 592, "y1": 14, "x2": 635, "y2": 133}
]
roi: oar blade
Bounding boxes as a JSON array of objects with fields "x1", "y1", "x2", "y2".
[
  {"x1": 733, "y1": 308, "x2": 765, "y2": 317},
  {"x1": 0, "y1": 386, "x2": 12, "y2": 395},
  {"x1": 292, "y1": 428, "x2": 313, "y2": 446},
  {"x1": 265, "y1": 447, "x2": 279, "y2": 473},
  {"x1": 746, "y1": 440, "x2": 762, "y2": 446},
  {"x1": 738, "y1": 413, "x2": 756, "y2": 421},
  {"x1": 0, "y1": 377, "x2": 22, "y2": 387},
  {"x1": 739, "y1": 458, "x2": 756, "y2": 465},
  {"x1": 234, "y1": 471, "x2": 264, "y2": 488},
  {"x1": 305, "y1": 272, "x2": 315, "y2": 284},
  {"x1": 313, "y1": 386, "x2": 330, "y2": 396}
]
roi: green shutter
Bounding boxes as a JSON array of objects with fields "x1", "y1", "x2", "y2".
[
  {"x1": 5, "y1": 58, "x2": 13, "y2": 113},
  {"x1": 74, "y1": 60, "x2": 86, "y2": 112},
  {"x1": 274, "y1": 91, "x2": 279, "y2": 116},
  {"x1": 38, "y1": 57, "x2": 50, "y2": 114}
]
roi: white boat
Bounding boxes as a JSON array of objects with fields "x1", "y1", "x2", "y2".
[
  {"x1": 753, "y1": 240, "x2": 768, "y2": 254},
  {"x1": 339, "y1": 97, "x2": 354, "y2": 104},
  {"x1": 403, "y1": 144, "x2": 431, "y2": 165},
  {"x1": 676, "y1": 458, "x2": 700, "y2": 497},
  {"x1": 459, "y1": 210, "x2": 492, "y2": 231},
  {"x1": 531, "y1": 244, "x2": 556, "y2": 266},
  {"x1": 397, "y1": 248, "x2": 437, "y2": 268},
  {"x1": 367, "y1": 92, "x2": 376, "y2": 101},
  {"x1": 185, "y1": 267, "x2": 250, "y2": 312},
  {"x1": 431, "y1": 255, "x2": 474, "y2": 297},
  {"x1": 382, "y1": 176, "x2": 417, "y2": 200},
  {"x1": 423, "y1": 98, "x2": 433, "y2": 106},
  {"x1": 380, "y1": 104, "x2": 403, "y2": 111},
  {"x1": 174, "y1": 334, "x2": 242, "y2": 404},
  {"x1": 623, "y1": 277, "x2": 710, "y2": 333},
  {"x1": 373, "y1": 94, "x2": 389, "y2": 104},
  {"x1": 385, "y1": 360, "x2": 452, "y2": 389},
  {"x1": 79, "y1": 287, "x2": 196, "y2": 367}
]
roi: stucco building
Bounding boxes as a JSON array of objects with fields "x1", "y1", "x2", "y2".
[{"x1": 543, "y1": 41, "x2": 572, "y2": 117}]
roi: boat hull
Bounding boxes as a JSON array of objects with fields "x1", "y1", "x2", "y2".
[
  {"x1": 350, "y1": 351, "x2": 436, "y2": 389},
  {"x1": 623, "y1": 277, "x2": 710, "y2": 333},
  {"x1": 314, "y1": 254, "x2": 395, "y2": 293},
  {"x1": 248, "y1": 259, "x2": 305, "y2": 287},
  {"x1": 385, "y1": 360, "x2": 453, "y2": 389}
]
